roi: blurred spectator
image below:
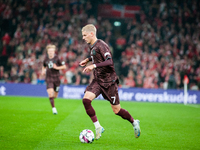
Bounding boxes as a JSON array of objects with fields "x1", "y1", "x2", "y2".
[
  {"x1": 2, "y1": 33, "x2": 11, "y2": 45},
  {"x1": 31, "y1": 72, "x2": 37, "y2": 84},
  {"x1": 167, "y1": 69, "x2": 176, "y2": 89},
  {"x1": 65, "y1": 68, "x2": 75, "y2": 85},
  {"x1": 10, "y1": 66, "x2": 18, "y2": 83},
  {"x1": 0, "y1": 41, "x2": 10, "y2": 69},
  {"x1": 0, "y1": 0, "x2": 199, "y2": 91},
  {"x1": 123, "y1": 70, "x2": 135, "y2": 87},
  {"x1": 37, "y1": 74, "x2": 45, "y2": 85},
  {"x1": 0, "y1": 66, "x2": 4, "y2": 81},
  {"x1": 0, "y1": 72, "x2": 10, "y2": 83}
]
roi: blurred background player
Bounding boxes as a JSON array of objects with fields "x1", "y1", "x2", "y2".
[
  {"x1": 42, "y1": 44, "x2": 66, "y2": 114},
  {"x1": 79, "y1": 24, "x2": 141, "y2": 140}
]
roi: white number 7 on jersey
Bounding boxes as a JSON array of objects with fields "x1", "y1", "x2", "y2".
[{"x1": 111, "y1": 96, "x2": 116, "y2": 104}]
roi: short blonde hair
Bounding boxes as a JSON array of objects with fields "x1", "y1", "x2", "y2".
[
  {"x1": 82, "y1": 24, "x2": 96, "y2": 35},
  {"x1": 46, "y1": 44, "x2": 56, "y2": 51}
]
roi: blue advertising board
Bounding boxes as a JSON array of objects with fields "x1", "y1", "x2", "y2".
[{"x1": 0, "y1": 83, "x2": 200, "y2": 104}]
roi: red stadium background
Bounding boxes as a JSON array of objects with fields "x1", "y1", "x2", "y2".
[{"x1": 0, "y1": 0, "x2": 200, "y2": 91}]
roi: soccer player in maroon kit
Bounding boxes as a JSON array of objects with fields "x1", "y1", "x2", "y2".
[
  {"x1": 80, "y1": 24, "x2": 141, "y2": 140},
  {"x1": 42, "y1": 44, "x2": 66, "y2": 114}
]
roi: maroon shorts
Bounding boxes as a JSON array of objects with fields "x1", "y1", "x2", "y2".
[
  {"x1": 85, "y1": 79, "x2": 120, "y2": 105},
  {"x1": 46, "y1": 80, "x2": 60, "y2": 92}
]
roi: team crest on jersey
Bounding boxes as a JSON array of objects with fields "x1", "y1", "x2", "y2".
[
  {"x1": 48, "y1": 61, "x2": 54, "y2": 68},
  {"x1": 92, "y1": 49, "x2": 96, "y2": 55}
]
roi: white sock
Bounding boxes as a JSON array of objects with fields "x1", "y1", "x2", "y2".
[
  {"x1": 52, "y1": 107, "x2": 57, "y2": 111},
  {"x1": 94, "y1": 121, "x2": 101, "y2": 129},
  {"x1": 133, "y1": 121, "x2": 137, "y2": 127}
]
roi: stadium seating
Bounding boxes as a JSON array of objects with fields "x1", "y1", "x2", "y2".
[{"x1": 0, "y1": 0, "x2": 199, "y2": 90}]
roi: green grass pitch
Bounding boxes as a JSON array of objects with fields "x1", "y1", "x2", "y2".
[{"x1": 0, "y1": 96, "x2": 200, "y2": 150}]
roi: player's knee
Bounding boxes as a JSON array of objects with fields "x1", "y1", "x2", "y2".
[
  {"x1": 113, "y1": 108, "x2": 120, "y2": 114},
  {"x1": 114, "y1": 111, "x2": 118, "y2": 115},
  {"x1": 54, "y1": 93, "x2": 58, "y2": 98},
  {"x1": 47, "y1": 89, "x2": 54, "y2": 97},
  {"x1": 48, "y1": 93, "x2": 53, "y2": 98}
]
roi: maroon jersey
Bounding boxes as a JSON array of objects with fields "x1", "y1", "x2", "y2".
[
  {"x1": 43, "y1": 55, "x2": 64, "y2": 83},
  {"x1": 89, "y1": 39, "x2": 118, "y2": 87}
]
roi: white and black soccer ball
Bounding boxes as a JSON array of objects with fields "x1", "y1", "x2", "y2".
[{"x1": 79, "y1": 129, "x2": 94, "y2": 143}]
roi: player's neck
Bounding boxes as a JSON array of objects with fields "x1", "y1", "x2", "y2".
[{"x1": 90, "y1": 37, "x2": 98, "y2": 46}]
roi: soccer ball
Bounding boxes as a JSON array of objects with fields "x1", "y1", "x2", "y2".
[{"x1": 79, "y1": 129, "x2": 94, "y2": 143}]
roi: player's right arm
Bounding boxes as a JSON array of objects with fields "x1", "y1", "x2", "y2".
[
  {"x1": 41, "y1": 66, "x2": 46, "y2": 76},
  {"x1": 79, "y1": 57, "x2": 92, "y2": 67}
]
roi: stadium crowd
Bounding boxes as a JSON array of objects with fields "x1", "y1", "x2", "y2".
[{"x1": 0, "y1": 0, "x2": 200, "y2": 90}]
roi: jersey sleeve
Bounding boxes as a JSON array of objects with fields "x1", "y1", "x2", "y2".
[
  {"x1": 56, "y1": 58, "x2": 65, "y2": 66},
  {"x1": 99, "y1": 44, "x2": 112, "y2": 61},
  {"x1": 43, "y1": 58, "x2": 47, "y2": 67}
]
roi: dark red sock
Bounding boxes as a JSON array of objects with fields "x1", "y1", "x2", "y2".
[
  {"x1": 116, "y1": 108, "x2": 134, "y2": 123},
  {"x1": 49, "y1": 97, "x2": 55, "y2": 108},
  {"x1": 82, "y1": 98, "x2": 97, "y2": 122}
]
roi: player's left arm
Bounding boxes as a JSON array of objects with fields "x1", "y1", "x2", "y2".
[
  {"x1": 53, "y1": 60, "x2": 66, "y2": 70},
  {"x1": 82, "y1": 59, "x2": 112, "y2": 73},
  {"x1": 83, "y1": 45, "x2": 112, "y2": 73},
  {"x1": 94, "y1": 44, "x2": 113, "y2": 68}
]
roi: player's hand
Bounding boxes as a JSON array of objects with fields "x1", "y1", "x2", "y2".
[
  {"x1": 53, "y1": 64, "x2": 58, "y2": 70},
  {"x1": 41, "y1": 70, "x2": 46, "y2": 76},
  {"x1": 79, "y1": 59, "x2": 88, "y2": 67},
  {"x1": 82, "y1": 65, "x2": 95, "y2": 73}
]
